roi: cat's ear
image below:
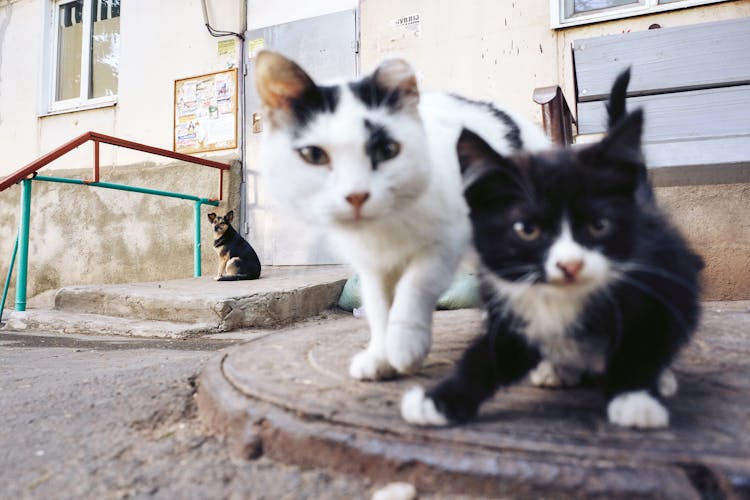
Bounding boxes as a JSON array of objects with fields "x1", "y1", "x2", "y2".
[
  {"x1": 600, "y1": 108, "x2": 644, "y2": 165},
  {"x1": 255, "y1": 51, "x2": 318, "y2": 125},
  {"x1": 457, "y1": 128, "x2": 503, "y2": 175},
  {"x1": 372, "y1": 58, "x2": 419, "y2": 109},
  {"x1": 225, "y1": 210, "x2": 234, "y2": 223},
  {"x1": 457, "y1": 128, "x2": 522, "y2": 208},
  {"x1": 207, "y1": 213, "x2": 217, "y2": 223}
]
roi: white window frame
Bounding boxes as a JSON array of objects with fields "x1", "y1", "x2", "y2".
[
  {"x1": 551, "y1": 0, "x2": 731, "y2": 29},
  {"x1": 42, "y1": 0, "x2": 118, "y2": 115}
]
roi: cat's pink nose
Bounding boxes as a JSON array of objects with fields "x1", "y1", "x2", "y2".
[
  {"x1": 345, "y1": 192, "x2": 370, "y2": 209},
  {"x1": 557, "y1": 260, "x2": 584, "y2": 281}
]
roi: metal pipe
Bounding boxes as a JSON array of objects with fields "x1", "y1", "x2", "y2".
[
  {"x1": 15, "y1": 179, "x2": 32, "y2": 312},
  {"x1": 92, "y1": 140, "x2": 100, "y2": 183},
  {"x1": 34, "y1": 175, "x2": 219, "y2": 206},
  {"x1": 0, "y1": 234, "x2": 19, "y2": 323},
  {"x1": 0, "y1": 131, "x2": 232, "y2": 194},
  {"x1": 194, "y1": 201, "x2": 202, "y2": 277}
]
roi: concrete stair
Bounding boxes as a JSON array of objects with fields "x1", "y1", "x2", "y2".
[{"x1": 1, "y1": 266, "x2": 351, "y2": 338}]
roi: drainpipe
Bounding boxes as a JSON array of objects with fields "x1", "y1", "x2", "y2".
[{"x1": 200, "y1": 0, "x2": 247, "y2": 236}]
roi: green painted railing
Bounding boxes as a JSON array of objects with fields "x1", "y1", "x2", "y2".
[{"x1": 0, "y1": 131, "x2": 231, "y2": 322}]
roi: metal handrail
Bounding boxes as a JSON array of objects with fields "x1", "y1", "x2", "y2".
[
  {"x1": 0, "y1": 131, "x2": 231, "y2": 198},
  {"x1": 0, "y1": 131, "x2": 234, "y2": 318}
]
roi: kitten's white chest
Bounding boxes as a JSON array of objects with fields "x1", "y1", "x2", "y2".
[{"x1": 488, "y1": 275, "x2": 607, "y2": 373}]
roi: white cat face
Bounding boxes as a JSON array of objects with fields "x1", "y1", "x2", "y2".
[
  {"x1": 256, "y1": 51, "x2": 431, "y2": 229},
  {"x1": 260, "y1": 88, "x2": 430, "y2": 228}
]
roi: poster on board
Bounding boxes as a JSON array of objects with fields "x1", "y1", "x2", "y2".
[{"x1": 174, "y1": 68, "x2": 237, "y2": 154}]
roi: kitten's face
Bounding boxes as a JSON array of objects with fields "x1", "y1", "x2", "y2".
[
  {"x1": 256, "y1": 51, "x2": 430, "y2": 228},
  {"x1": 458, "y1": 110, "x2": 645, "y2": 295}
]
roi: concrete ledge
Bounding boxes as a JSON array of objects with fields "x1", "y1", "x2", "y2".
[
  {"x1": 1, "y1": 309, "x2": 215, "y2": 339},
  {"x1": 50, "y1": 266, "x2": 350, "y2": 330},
  {"x1": 197, "y1": 304, "x2": 750, "y2": 498}
]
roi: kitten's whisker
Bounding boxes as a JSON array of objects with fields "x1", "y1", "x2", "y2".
[
  {"x1": 615, "y1": 262, "x2": 698, "y2": 292},
  {"x1": 492, "y1": 264, "x2": 539, "y2": 280}
]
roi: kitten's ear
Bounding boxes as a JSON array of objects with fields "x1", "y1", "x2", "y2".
[
  {"x1": 225, "y1": 210, "x2": 234, "y2": 223},
  {"x1": 457, "y1": 128, "x2": 499, "y2": 173},
  {"x1": 457, "y1": 128, "x2": 522, "y2": 207},
  {"x1": 601, "y1": 108, "x2": 644, "y2": 165},
  {"x1": 255, "y1": 51, "x2": 318, "y2": 124},
  {"x1": 372, "y1": 58, "x2": 419, "y2": 109},
  {"x1": 207, "y1": 213, "x2": 217, "y2": 223},
  {"x1": 580, "y1": 109, "x2": 645, "y2": 192}
]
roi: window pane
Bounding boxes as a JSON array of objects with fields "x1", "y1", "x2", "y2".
[
  {"x1": 658, "y1": 0, "x2": 684, "y2": 3},
  {"x1": 573, "y1": 0, "x2": 638, "y2": 13},
  {"x1": 56, "y1": 0, "x2": 83, "y2": 101},
  {"x1": 89, "y1": 0, "x2": 120, "y2": 99}
]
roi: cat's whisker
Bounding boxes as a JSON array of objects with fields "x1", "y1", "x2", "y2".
[{"x1": 614, "y1": 262, "x2": 698, "y2": 292}]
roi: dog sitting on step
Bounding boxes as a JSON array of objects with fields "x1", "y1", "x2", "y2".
[{"x1": 207, "y1": 210, "x2": 261, "y2": 281}]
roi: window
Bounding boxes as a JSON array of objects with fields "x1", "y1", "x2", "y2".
[
  {"x1": 46, "y1": 0, "x2": 120, "y2": 113},
  {"x1": 552, "y1": 0, "x2": 731, "y2": 28}
]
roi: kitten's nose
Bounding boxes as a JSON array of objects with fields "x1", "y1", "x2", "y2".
[
  {"x1": 345, "y1": 192, "x2": 370, "y2": 210},
  {"x1": 556, "y1": 259, "x2": 584, "y2": 281}
]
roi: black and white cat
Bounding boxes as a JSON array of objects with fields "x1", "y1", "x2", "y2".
[
  {"x1": 255, "y1": 51, "x2": 549, "y2": 380},
  {"x1": 401, "y1": 70, "x2": 703, "y2": 429}
]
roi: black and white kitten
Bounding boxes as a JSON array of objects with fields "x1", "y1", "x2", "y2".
[{"x1": 401, "y1": 70, "x2": 703, "y2": 429}]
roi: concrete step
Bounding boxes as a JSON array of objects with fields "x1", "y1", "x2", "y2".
[
  {"x1": 2, "y1": 266, "x2": 351, "y2": 337},
  {"x1": 1, "y1": 308, "x2": 215, "y2": 338}
]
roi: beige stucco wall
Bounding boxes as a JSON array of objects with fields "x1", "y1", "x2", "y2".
[{"x1": 360, "y1": 0, "x2": 559, "y2": 125}]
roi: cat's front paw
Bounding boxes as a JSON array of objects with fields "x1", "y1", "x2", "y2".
[
  {"x1": 529, "y1": 360, "x2": 581, "y2": 388},
  {"x1": 386, "y1": 324, "x2": 431, "y2": 374},
  {"x1": 214, "y1": 275, "x2": 222, "y2": 281},
  {"x1": 349, "y1": 349, "x2": 397, "y2": 381},
  {"x1": 607, "y1": 390, "x2": 669, "y2": 429},
  {"x1": 400, "y1": 386, "x2": 449, "y2": 426}
]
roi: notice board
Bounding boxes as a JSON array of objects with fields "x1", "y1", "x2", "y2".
[{"x1": 174, "y1": 68, "x2": 238, "y2": 154}]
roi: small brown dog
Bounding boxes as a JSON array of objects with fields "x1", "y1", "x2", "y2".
[{"x1": 207, "y1": 210, "x2": 261, "y2": 280}]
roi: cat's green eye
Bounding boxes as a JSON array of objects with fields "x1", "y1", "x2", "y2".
[
  {"x1": 513, "y1": 221, "x2": 541, "y2": 242},
  {"x1": 588, "y1": 217, "x2": 611, "y2": 238},
  {"x1": 297, "y1": 146, "x2": 331, "y2": 166}
]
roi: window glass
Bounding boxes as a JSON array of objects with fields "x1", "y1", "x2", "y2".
[
  {"x1": 56, "y1": 0, "x2": 83, "y2": 101},
  {"x1": 572, "y1": 0, "x2": 638, "y2": 14},
  {"x1": 89, "y1": 0, "x2": 120, "y2": 98}
]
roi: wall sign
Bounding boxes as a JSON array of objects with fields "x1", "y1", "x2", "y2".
[{"x1": 174, "y1": 68, "x2": 238, "y2": 154}]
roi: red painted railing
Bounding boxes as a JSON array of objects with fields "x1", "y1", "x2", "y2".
[{"x1": 0, "y1": 131, "x2": 231, "y2": 200}]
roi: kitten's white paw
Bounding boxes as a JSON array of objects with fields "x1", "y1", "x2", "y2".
[
  {"x1": 607, "y1": 390, "x2": 669, "y2": 429},
  {"x1": 658, "y1": 368, "x2": 678, "y2": 398},
  {"x1": 529, "y1": 360, "x2": 581, "y2": 388},
  {"x1": 349, "y1": 349, "x2": 396, "y2": 381},
  {"x1": 400, "y1": 386, "x2": 449, "y2": 426},
  {"x1": 386, "y1": 325, "x2": 431, "y2": 374},
  {"x1": 214, "y1": 275, "x2": 222, "y2": 281}
]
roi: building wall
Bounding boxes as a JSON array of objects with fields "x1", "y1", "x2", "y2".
[{"x1": 0, "y1": 0, "x2": 246, "y2": 301}]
